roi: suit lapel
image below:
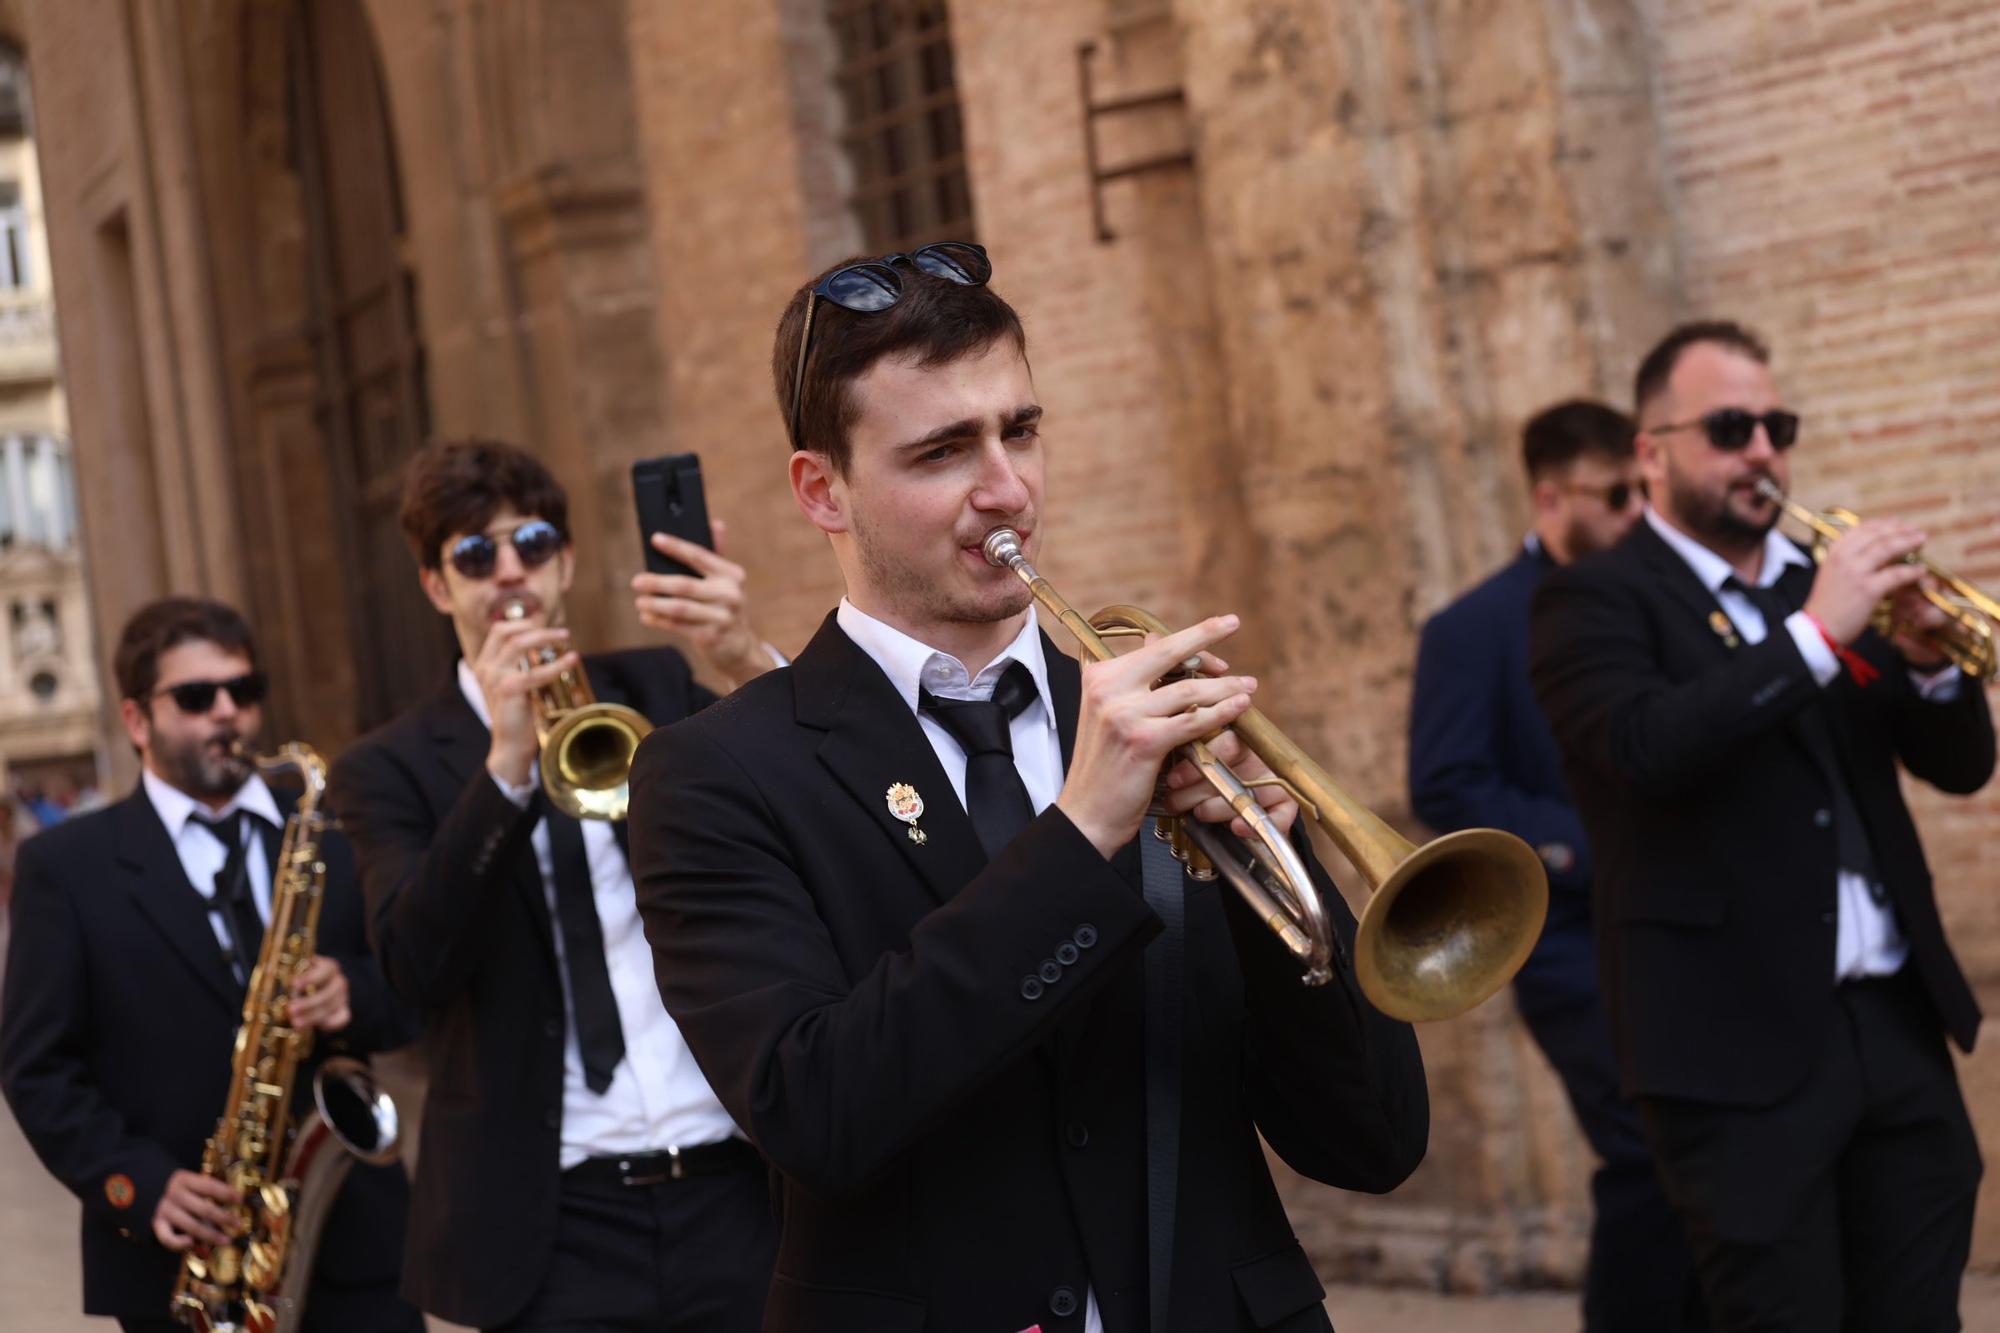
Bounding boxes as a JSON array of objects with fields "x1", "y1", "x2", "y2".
[
  {"x1": 111, "y1": 790, "x2": 242, "y2": 1012},
  {"x1": 794, "y1": 614, "x2": 987, "y2": 907},
  {"x1": 1628, "y1": 522, "x2": 1747, "y2": 661},
  {"x1": 425, "y1": 668, "x2": 558, "y2": 957}
]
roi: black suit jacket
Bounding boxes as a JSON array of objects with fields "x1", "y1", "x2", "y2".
[
  {"x1": 1528, "y1": 520, "x2": 1994, "y2": 1106},
  {"x1": 0, "y1": 785, "x2": 413, "y2": 1318},
  {"x1": 627, "y1": 614, "x2": 1428, "y2": 1333},
  {"x1": 1410, "y1": 544, "x2": 1598, "y2": 1016},
  {"x1": 325, "y1": 647, "x2": 719, "y2": 1328}
]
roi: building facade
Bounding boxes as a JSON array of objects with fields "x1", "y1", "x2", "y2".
[
  {"x1": 0, "y1": 39, "x2": 97, "y2": 818},
  {"x1": 3, "y1": 0, "x2": 1996, "y2": 1286}
]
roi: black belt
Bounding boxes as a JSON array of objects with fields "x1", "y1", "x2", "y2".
[{"x1": 564, "y1": 1138, "x2": 762, "y2": 1186}]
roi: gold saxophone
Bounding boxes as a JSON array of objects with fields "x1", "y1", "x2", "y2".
[{"x1": 170, "y1": 743, "x2": 400, "y2": 1333}]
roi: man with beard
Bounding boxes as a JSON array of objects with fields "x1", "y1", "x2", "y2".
[
  {"x1": 1410, "y1": 400, "x2": 1705, "y2": 1332},
  {"x1": 625, "y1": 245, "x2": 1429, "y2": 1332},
  {"x1": 0, "y1": 597, "x2": 420, "y2": 1333},
  {"x1": 326, "y1": 439, "x2": 781, "y2": 1332},
  {"x1": 1529, "y1": 321, "x2": 1993, "y2": 1330}
]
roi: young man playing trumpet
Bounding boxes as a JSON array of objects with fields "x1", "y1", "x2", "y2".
[
  {"x1": 326, "y1": 439, "x2": 781, "y2": 1332},
  {"x1": 625, "y1": 246, "x2": 1428, "y2": 1332}
]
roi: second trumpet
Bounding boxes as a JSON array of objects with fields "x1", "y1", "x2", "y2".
[
  {"x1": 505, "y1": 599, "x2": 653, "y2": 821},
  {"x1": 982, "y1": 528, "x2": 1548, "y2": 1020}
]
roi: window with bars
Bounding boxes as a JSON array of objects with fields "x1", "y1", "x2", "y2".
[
  {"x1": 828, "y1": 0, "x2": 977, "y2": 251},
  {"x1": 0, "y1": 183, "x2": 27, "y2": 291}
]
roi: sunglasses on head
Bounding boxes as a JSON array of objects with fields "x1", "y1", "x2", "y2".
[
  {"x1": 1652, "y1": 407, "x2": 1800, "y2": 452},
  {"x1": 788, "y1": 242, "x2": 993, "y2": 447},
  {"x1": 447, "y1": 519, "x2": 565, "y2": 580},
  {"x1": 152, "y1": 672, "x2": 268, "y2": 715}
]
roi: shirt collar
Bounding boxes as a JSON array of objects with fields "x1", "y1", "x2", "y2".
[
  {"x1": 141, "y1": 765, "x2": 285, "y2": 839},
  {"x1": 457, "y1": 657, "x2": 492, "y2": 730},
  {"x1": 1644, "y1": 505, "x2": 1811, "y2": 594},
  {"x1": 835, "y1": 598, "x2": 1058, "y2": 732}
]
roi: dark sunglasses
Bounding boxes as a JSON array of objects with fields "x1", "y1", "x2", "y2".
[
  {"x1": 1563, "y1": 478, "x2": 1647, "y2": 510},
  {"x1": 1653, "y1": 407, "x2": 1800, "y2": 452},
  {"x1": 152, "y1": 672, "x2": 268, "y2": 715},
  {"x1": 788, "y1": 242, "x2": 993, "y2": 447},
  {"x1": 447, "y1": 519, "x2": 565, "y2": 580}
]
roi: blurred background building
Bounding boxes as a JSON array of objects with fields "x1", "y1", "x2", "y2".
[
  {"x1": 0, "y1": 0, "x2": 1994, "y2": 1298},
  {"x1": 0, "y1": 40, "x2": 99, "y2": 836}
]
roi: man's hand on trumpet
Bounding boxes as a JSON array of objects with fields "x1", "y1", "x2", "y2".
[
  {"x1": 473, "y1": 613, "x2": 577, "y2": 789},
  {"x1": 1056, "y1": 614, "x2": 1269, "y2": 859}
]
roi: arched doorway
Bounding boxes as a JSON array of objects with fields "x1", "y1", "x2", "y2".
[{"x1": 289, "y1": 0, "x2": 448, "y2": 730}]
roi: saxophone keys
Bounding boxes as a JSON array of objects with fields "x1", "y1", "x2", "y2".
[
  {"x1": 244, "y1": 1297, "x2": 279, "y2": 1333},
  {"x1": 244, "y1": 1239, "x2": 281, "y2": 1291},
  {"x1": 211, "y1": 1244, "x2": 242, "y2": 1286}
]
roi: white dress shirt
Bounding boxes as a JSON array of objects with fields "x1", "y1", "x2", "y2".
[
  {"x1": 1643, "y1": 507, "x2": 1959, "y2": 979},
  {"x1": 457, "y1": 660, "x2": 741, "y2": 1168},
  {"x1": 835, "y1": 598, "x2": 1104, "y2": 1333},
  {"x1": 142, "y1": 767, "x2": 284, "y2": 954}
]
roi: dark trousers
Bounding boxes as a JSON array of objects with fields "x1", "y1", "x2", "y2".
[
  {"x1": 1639, "y1": 970, "x2": 1981, "y2": 1332},
  {"x1": 119, "y1": 1274, "x2": 421, "y2": 1333},
  {"x1": 487, "y1": 1155, "x2": 778, "y2": 1333},
  {"x1": 1520, "y1": 991, "x2": 1708, "y2": 1333}
]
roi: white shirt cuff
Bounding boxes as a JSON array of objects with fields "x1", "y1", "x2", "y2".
[
  {"x1": 1784, "y1": 611, "x2": 1842, "y2": 688},
  {"x1": 1909, "y1": 662, "x2": 1964, "y2": 702},
  {"x1": 489, "y1": 767, "x2": 537, "y2": 808}
]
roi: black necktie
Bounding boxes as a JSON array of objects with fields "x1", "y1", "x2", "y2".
[
  {"x1": 1725, "y1": 575, "x2": 1885, "y2": 897},
  {"x1": 190, "y1": 810, "x2": 266, "y2": 985},
  {"x1": 544, "y1": 807, "x2": 626, "y2": 1093},
  {"x1": 919, "y1": 660, "x2": 1040, "y2": 858}
]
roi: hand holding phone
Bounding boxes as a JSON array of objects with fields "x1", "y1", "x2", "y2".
[
  {"x1": 633, "y1": 453, "x2": 713, "y2": 579},
  {"x1": 630, "y1": 453, "x2": 773, "y2": 687}
]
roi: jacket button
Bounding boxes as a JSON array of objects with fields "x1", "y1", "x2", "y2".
[
  {"x1": 1020, "y1": 976, "x2": 1045, "y2": 1001},
  {"x1": 1822, "y1": 912, "x2": 1835, "y2": 925},
  {"x1": 1050, "y1": 1285, "x2": 1079, "y2": 1317},
  {"x1": 1813, "y1": 808, "x2": 1832, "y2": 827},
  {"x1": 1039, "y1": 959, "x2": 1063, "y2": 984},
  {"x1": 1073, "y1": 924, "x2": 1098, "y2": 949},
  {"x1": 1055, "y1": 941, "x2": 1080, "y2": 966},
  {"x1": 1065, "y1": 1121, "x2": 1089, "y2": 1149},
  {"x1": 543, "y1": 1109, "x2": 560, "y2": 1129},
  {"x1": 543, "y1": 1018, "x2": 562, "y2": 1039}
]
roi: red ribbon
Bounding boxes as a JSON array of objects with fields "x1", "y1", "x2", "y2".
[{"x1": 1804, "y1": 612, "x2": 1881, "y2": 687}]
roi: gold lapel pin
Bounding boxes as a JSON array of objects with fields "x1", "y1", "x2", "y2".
[
  {"x1": 1709, "y1": 609, "x2": 1741, "y2": 650},
  {"x1": 886, "y1": 782, "x2": 928, "y2": 845}
]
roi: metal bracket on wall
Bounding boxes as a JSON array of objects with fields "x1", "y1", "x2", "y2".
[{"x1": 1076, "y1": 41, "x2": 1195, "y2": 243}]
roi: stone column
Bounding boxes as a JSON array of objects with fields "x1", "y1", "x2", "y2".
[{"x1": 1167, "y1": 0, "x2": 1674, "y2": 1289}]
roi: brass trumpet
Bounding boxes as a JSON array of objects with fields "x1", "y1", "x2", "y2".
[
  {"x1": 1756, "y1": 479, "x2": 2000, "y2": 682},
  {"x1": 505, "y1": 599, "x2": 653, "y2": 820},
  {"x1": 983, "y1": 529, "x2": 1548, "y2": 1019}
]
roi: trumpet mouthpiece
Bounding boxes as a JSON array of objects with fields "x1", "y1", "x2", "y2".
[
  {"x1": 983, "y1": 528, "x2": 1024, "y2": 569},
  {"x1": 1754, "y1": 477, "x2": 1785, "y2": 502}
]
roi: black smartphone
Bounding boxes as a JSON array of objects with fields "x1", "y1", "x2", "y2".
[{"x1": 632, "y1": 453, "x2": 714, "y2": 579}]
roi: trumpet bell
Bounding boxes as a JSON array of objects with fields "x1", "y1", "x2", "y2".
[
  {"x1": 541, "y1": 702, "x2": 653, "y2": 821},
  {"x1": 1355, "y1": 828, "x2": 1549, "y2": 1023}
]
